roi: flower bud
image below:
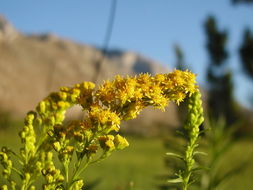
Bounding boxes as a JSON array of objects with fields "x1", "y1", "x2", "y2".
[
  {"x1": 86, "y1": 144, "x2": 98, "y2": 155},
  {"x1": 52, "y1": 142, "x2": 61, "y2": 152},
  {"x1": 114, "y1": 135, "x2": 129, "y2": 150},
  {"x1": 71, "y1": 179, "x2": 84, "y2": 189},
  {"x1": 28, "y1": 186, "x2": 35, "y2": 190},
  {"x1": 37, "y1": 101, "x2": 46, "y2": 114},
  {"x1": 0, "y1": 185, "x2": 8, "y2": 190},
  {"x1": 58, "y1": 91, "x2": 67, "y2": 101},
  {"x1": 99, "y1": 135, "x2": 115, "y2": 151}
]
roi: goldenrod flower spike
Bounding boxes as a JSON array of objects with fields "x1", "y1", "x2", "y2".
[{"x1": 167, "y1": 90, "x2": 204, "y2": 190}]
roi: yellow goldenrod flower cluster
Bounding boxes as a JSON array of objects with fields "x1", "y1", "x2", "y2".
[
  {"x1": 96, "y1": 70, "x2": 197, "y2": 120},
  {"x1": 0, "y1": 70, "x2": 200, "y2": 190}
]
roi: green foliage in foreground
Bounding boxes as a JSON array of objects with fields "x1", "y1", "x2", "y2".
[
  {"x1": 159, "y1": 115, "x2": 253, "y2": 190},
  {"x1": 1, "y1": 129, "x2": 253, "y2": 190}
]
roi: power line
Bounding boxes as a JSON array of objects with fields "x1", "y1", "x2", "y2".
[
  {"x1": 92, "y1": 0, "x2": 118, "y2": 83},
  {"x1": 46, "y1": 0, "x2": 118, "y2": 90}
]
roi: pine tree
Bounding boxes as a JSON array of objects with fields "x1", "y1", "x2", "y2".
[
  {"x1": 239, "y1": 28, "x2": 253, "y2": 79},
  {"x1": 239, "y1": 28, "x2": 253, "y2": 108},
  {"x1": 232, "y1": 0, "x2": 253, "y2": 4},
  {"x1": 204, "y1": 16, "x2": 237, "y2": 124}
]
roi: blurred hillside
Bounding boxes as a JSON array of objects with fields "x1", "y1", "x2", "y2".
[{"x1": 0, "y1": 16, "x2": 180, "y2": 135}]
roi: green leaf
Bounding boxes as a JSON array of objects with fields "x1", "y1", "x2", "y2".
[
  {"x1": 166, "y1": 152, "x2": 184, "y2": 160},
  {"x1": 167, "y1": 178, "x2": 183, "y2": 183},
  {"x1": 176, "y1": 130, "x2": 185, "y2": 137},
  {"x1": 191, "y1": 166, "x2": 210, "y2": 172},
  {"x1": 193, "y1": 151, "x2": 207, "y2": 156}
]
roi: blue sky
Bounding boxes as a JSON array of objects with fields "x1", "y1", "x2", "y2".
[{"x1": 1, "y1": 0, "x2": 253, "y2": 107}]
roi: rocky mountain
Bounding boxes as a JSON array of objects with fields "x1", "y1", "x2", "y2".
[{"x1": 0, "y1": 15, "x2": 179, "y2": 135}]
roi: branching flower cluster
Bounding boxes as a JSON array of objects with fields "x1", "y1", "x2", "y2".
[{"x1": 0, "y1": 70, "x2": 201, "y2": 190}]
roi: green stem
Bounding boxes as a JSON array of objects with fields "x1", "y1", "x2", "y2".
[
  {"x1": 68, "y1": 132, "x2": 99, "y2": 188},
  {"x1": 21, "y1": 177, "x2": 29, "y2": 190},
  {"x1": 34, "y1": 124, "x2": 49, "y2": 154},
  {"x1": 182, "y1": 130, "x2": 200, "y2": 190},
  {"x1": 64, "y1": 162, "x2": 69, "y2": 190},
  {"x1": 11, "y1": 167, "x2": 23, "y2": 177},
  {"x1": 182, "y1": 169, "x2": 191, "y2": 190},
  {"x1": 71, "y1": 156, "x2": 84, "y2": 181},
  {"x1": 68, "y1": 157, "x2": 91, "y2": 189},
  {"x1": 72, "y1": 158, "x2": 91, "y2": 181}
]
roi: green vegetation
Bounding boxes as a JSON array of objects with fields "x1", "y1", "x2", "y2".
[{"x1": 1, "y1": 126, "x2": 253, "y2": 190}]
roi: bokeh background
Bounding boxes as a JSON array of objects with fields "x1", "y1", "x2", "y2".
[{"x1": 0, "y1": 1, "x2": 253, "y2": 190}]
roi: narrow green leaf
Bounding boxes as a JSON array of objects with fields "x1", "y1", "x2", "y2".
[
  {"x1": 193, "y1": 151, "x2": 207, "y2": 156},
  {"x1": 175, "y1": 130, "x2": 185, "y2": 137},
  {"x1": 166, "y1": 152, "x2": 184, "y2": 160},
  {"x1": 191, "y1": 166, "x2": 210, "y2": 172},
  {"x1": 167, "y1": 178, "x2": 183, "y2": 183}
]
